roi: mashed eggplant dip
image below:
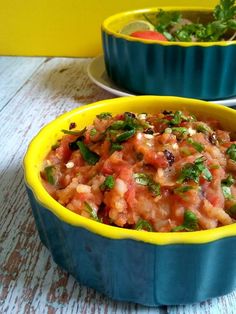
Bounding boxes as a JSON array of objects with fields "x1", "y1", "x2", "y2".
[{"x1": 41, "y1": 110, "x2": 236, "y2": 232}]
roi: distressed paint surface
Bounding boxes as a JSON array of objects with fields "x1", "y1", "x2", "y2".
[
  {"x1": 0, "y1": 57, "x2": 46, "y2": 111},
  {"x1": 0, "y1": 57, "x2": 235, "y2": 314}
]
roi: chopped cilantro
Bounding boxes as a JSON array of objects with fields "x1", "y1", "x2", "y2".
[
  {"x1": 154, "y1": 9, "x2": 181, "y2": 40},
  {"x1": 84, "y1": 202, "x2": 100, "y2": 221},
  {"x1": 96, "y1": 112, "x2": 112, "y2": 120},
  {"x1": 187, "y1": 138, "x2": 204, "y2": 153},
  {"x1": 134, "y1": 173, "x2": 160, "y2": 196},
  {"x1": 227, "y1": 204, "x2": 236, "y2": 218},
  {"x1": 100, "y1": 175, "x2": 115, "y2": 191},
  {"x1": 135, "y1": 219, "x2": 153, "y2": 232},
  {"x1": 51, "y1": 142, "x2": 60, "y2": 150},
  {"x1": 172, "y1": 210, "x2": 198, "y2": 232},
  {"x1": 44, "y1": 166, "x2": 55, "y2": 185},
  {"x1": 152, "y1": 0, "x2": 236, "y2": 42},
  {"x1": 226, "y1": 144, "x2": 236, "y2": 161},
  {"x1": 62, "y1": 127, "x2": 86, "y2": 136},
  {"x1": 148, "y1": 181, "x2": 161, "y2": 196},
  {"x1": 221, "y1": 175, "x2": 235, "y2": 200},
  {"x1": 178, "y1": 156, "x2": 212, "y2": 183},
  {"x1": 174, "y1": 185, "x2": 194, "y2": 194},
  {"x1": 90, "y1": 128, "x2": 97, "y2": 136}
]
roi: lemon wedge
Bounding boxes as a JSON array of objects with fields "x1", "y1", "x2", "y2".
[{"x1": 120, "y1": 20, "x2": 155, "y2": 35}]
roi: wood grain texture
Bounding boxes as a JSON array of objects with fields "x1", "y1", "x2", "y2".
[
  {"x1": 0, "y1": 57, "x2": 46, "y2": 111},
  {"x1": 0, "y1": 57, "x2": 235, "y2": 314}
]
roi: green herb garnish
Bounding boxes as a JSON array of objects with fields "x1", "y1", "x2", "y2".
[
  {"x1": 100, "y1": 175, "x2": 115, "y2": 191},
  {"x1": 187, "y1": 138, "x2": 204, "y2": 153},
  {"x1": 62, "y1": 127, "x2": 86, "y2": 136},
  {"x1": 172, "y1": 210, "x2": 198, "y2": 232},
  {"x1": 154, "y1": 9, "x2": 181, "y2": 40},
  {"x1": 84, "y1": 202, "x2": 100, "y2": 221},
  {"x1": 226, "y1": 144, "x2": 236, "y2": 161},
  {"x1": 134, "y1": 173, "x2": 150, "y2": 185},
  {"x1": 135, "y1": 219, "x2": 153, "y2": 232},
  {"x1": 96, "y1": 112, "x2": 112, "y2": 120},
  {"x1": 171, "y1": 127, "x2": 188, "y2": 139},
  {"x1": 109, "y1": 120, "x2": 126, "y2": 130},
  {"x1": 174, "y1": 185, "x2": 194, "y2": 194},
  {"x1": 227, "y1": 204, "x2": 236, "y2": 218},
  {"x1": 196, "y1": 124, "x2": 211, "y2": 134},
  {"x1": 90, "y1": 128, "x2": 97, "y2": 136},
  {"x1": 178, "y1": 156, "x2": 212, "y2": 183},
  {"x1": 134, "y1": 173, "x2": 161, "y2": 196},
  {"x1": 221, "y1": 174, "x2": 235, "y2": 199},
  {"x1": 172, "y1": 127, "x2": 188, "y2": 134},
  {"x1": 77, "y1": 141, "x2": 100, "y2": 165},
  {"x1": 115, "y1": 129, "x2": 136, "y2": 143},
  {"x1": 51, "y1": 142, "x2": 60, "y2": 150},
  {"x1": 110, "y1": 143, "x2": 123, "y2": 153},
  {"x1": 154, "y1": 0, "x2": 236, "y2": 42},
  {"x1": 169, "y1": 111, "x2": 183, "y2": 125},
  {"x1": 44, "y1": 166, "x2": 55, "y2": 185}
]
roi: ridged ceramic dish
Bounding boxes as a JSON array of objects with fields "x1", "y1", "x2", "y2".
[
  {"x1": 24, "y1": 96, "x2": 236, "y2": 306},
  {"x1": 102, "y1": 7, "x2": 236, "y2": 100}
]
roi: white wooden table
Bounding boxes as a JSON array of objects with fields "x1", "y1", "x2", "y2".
[{"x1": 0, "y1": 56, "x2": 236, "y2": 314}]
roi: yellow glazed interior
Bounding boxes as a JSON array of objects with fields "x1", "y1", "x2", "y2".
[
  {"x1": 24, "y1": 96, "x2": 236, "y2": 245},
  {"x1": 102, "y1": 7, "x2": 236, "y2": 47}
]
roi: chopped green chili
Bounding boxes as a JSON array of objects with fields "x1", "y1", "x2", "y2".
[
  {"x1": 44, "y1": 166, "x2": 55, "y2": 185},
  {"x1": 77, "y1": 141, "x2": 100, "y2": 165}
]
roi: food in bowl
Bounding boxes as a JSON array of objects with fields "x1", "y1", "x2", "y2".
[
  {"x1": 102, "y1": 3, "x2": 236, "y2": 99},
  {"x1": 120, "y1": 0, "x2": 236, "y2": 42},
  {"x1": 41, "y1": 108, "x2": 236, "y2": 232},
  {"x1": 24, "y1": 96, "x2": 236, "y2": 306}
]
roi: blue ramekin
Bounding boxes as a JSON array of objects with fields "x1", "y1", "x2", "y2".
[
  {"x1": 102, "y1": 7, "x2": 236, "y2": 100},
  {"x1": 24, "y1": 96, "x2": 236, "y2": 306}
]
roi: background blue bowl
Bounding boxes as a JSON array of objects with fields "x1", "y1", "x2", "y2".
[{"x1": 102, "y1": 8, "x2": 236, "y2": 100}]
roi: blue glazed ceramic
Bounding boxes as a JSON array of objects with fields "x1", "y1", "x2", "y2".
[
  {"x1": 101, "y1": 8, "x2": 236, "y2": 100},
  {"x1": 24, "y1": 96, "x2": 236, "y2": 306},
  {"x1": 26, "y1": 186, "x2": 236, "y2": 306}
]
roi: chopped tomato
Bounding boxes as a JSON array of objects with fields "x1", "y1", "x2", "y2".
[
  {"x1": 144, "y1": 151, "x2": 169, "y2": 168},
  {"x1": 55, "y1": 135, "x2": 74, "y2": 162},
  {"x1": 131, "y1": 30, "x2": 168, "y2": 41}
]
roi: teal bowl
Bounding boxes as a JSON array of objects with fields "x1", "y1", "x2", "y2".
[
  {"x1": 24, "y1": 96, "x2": 236, "y2": 306},
  {"x1": 102, "y1": 7, "x2": 236, "y2": 100}
]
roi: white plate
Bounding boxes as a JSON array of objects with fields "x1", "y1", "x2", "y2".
[{"x1": 87, "y1": 55, "x2": 236, "y2": 107}]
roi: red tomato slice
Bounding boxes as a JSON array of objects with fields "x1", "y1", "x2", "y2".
[{"x1": 130, "y1": 30, "x2": 168, "y2": 41}]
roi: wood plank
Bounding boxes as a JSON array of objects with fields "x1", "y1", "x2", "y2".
[
  {"x1": 167, "y1": 291, "x2": 236, "y2": 314},
  {"x1": 0, "y1": 57, "x2": 46, "y2": 111}
]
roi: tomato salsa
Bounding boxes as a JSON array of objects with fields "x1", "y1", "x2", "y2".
[{"x1": 41, "y1": 110, "x2": 236, "y2": 232}]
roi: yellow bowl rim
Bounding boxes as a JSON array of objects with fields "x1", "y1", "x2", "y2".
[
  {"x1": 102, "y1": 6, "x2": 236, "y2": 47},
  {"x1": 23, "y1": 96, "x2": 236, "y2": 245}
]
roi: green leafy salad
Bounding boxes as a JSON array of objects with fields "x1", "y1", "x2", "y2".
[{"x1": 145, "y1": 0, "x2": 236, "y2": 42}]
